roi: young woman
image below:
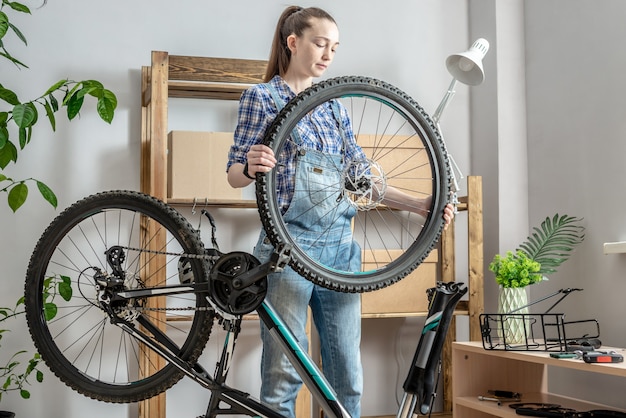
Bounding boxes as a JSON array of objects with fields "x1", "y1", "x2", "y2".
[{"x1": 227, "y1": 6, "x2": 454, "y2": 417}]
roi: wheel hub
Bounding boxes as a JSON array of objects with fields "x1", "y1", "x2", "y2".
[{"x1": 343, "y1": 158, "x2": 386, "y2": 210}]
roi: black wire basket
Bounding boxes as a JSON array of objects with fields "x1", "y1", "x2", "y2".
[{"x1": 480, "y1": 313, "x2": 600, "y2": 351}]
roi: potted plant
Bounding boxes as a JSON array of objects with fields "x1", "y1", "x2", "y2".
[{"x1": 489, "y1": 214, "x2": 585, "y2": 344}]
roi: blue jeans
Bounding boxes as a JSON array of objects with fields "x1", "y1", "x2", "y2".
[{"x1": 255, "y1": 234, "x2": 363, "y2": 418}]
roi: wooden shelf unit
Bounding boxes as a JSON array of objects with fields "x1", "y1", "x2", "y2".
[
  {"x1": 452, "y1": 341, "x2": 626, "y2": 418},
  {"x1": 140, "y1": 50, "x2": 485, "y2": 418}
]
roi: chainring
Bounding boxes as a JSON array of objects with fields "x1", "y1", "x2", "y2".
[{"x1": 209, "y1": 252, "x2": 267, "y2": 315}]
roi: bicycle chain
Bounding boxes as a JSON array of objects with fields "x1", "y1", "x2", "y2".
[
  {"x1": 133, "y1": 306, "x2": 213, "y2": 312},
  {"x1": 117, "y1": 245, "x2": 219, "y2": 313},
  {"x1": 121, "y1": 245, "x2": 220, "y2": 261}
]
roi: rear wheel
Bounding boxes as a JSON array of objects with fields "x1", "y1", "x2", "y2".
[
  {"x1": 24, "y1": 190, "x2": 215, "y2": 402},
  {"x1": 256, "y1": 76, "x2": 451, "y2": 292}
]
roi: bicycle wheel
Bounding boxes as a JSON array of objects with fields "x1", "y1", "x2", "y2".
[
  {"x1": 256, "y1": 76, "x2": 451, "y2": 292},
  {"x1": 24, "y1": 190, "x2": 214, "y2": 403}
]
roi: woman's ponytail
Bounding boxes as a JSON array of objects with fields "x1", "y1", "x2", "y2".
[{"x1": 264, "y1": 6, "x2": 336, "y2": 82}]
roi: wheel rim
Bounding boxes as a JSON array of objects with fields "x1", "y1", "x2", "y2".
[
  {"x1": 257, "y1": 77, "x2": 450, "y2": 292},
  {"x1": 25, "y1": 192, "x2": 212, "y2": 402}
]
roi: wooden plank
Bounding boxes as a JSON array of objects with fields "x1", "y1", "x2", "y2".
[
  {"x1": 140, "y1": 66, "x2": 151, "y2": 196},
  {"x1": 168, "y1": 55, "x2": 267, "y2": 84},
  {"x1": 168, "y1": 81, "x2": 252, "y2": 100},
  {"x1": 466, "y1": 176, "x2": 484, "y2": 341},
  {"x1": 149, "y1": 50, "x2": 169, "y2": 201},
  {"x1": 139, "y1": 50, "x2": 170, "y2": 418},
  {"x1": 141, "y1": 65, "x2": 152, "y2": 107},
  {"x1": 442, "y1": 316, "x2": 456, "y2": 412}
]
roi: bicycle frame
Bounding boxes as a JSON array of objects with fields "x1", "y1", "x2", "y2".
[{"x1": 105, "y1": 254, "x2": 466, "y2": 418}]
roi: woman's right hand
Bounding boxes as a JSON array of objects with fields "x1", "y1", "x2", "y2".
[{"x1": 246, "y1": 144, "x2": 277, "y2": 176}]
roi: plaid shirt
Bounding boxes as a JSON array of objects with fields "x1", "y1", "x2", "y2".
[{"x1": 228, "y1": 75, "x2": 364, "y2": 212}]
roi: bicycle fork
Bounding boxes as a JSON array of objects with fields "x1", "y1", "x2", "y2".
[{"x1": 396, "y1": 281, "x2": 467, "y2": 418}]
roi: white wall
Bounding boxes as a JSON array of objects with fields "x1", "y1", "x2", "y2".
[
  {"x1": 469, "y1": 0, "x2": 626, "y2": 411},
  {"x1": 523, "y1": 0, "x2": 626, "y2": 408},
  {"x1": 1, "y1": 1, "x2": 472, "y2": 417}
]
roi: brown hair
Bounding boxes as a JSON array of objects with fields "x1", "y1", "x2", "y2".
[{"x1": 264, "y1": 6, "x2": 336, "y2": 82}]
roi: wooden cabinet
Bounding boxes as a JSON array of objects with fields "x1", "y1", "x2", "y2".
[
  {"x1": 140, "y1": 50, "x2": 485, "y2": 418},
  {"x1": 452, "y1": 341, "x2": 626, "y2": 418}
]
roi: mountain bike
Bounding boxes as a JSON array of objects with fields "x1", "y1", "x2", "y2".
[{"x1": 23, "y1": 76, "x2": 468, "y2": 418}]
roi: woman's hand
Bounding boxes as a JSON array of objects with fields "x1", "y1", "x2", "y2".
[
  {"x1": 246, "y1": 144, "x2": 277, "y2": 176},
  {"x1": 443, "y1": 203, "x2": 455, "y2": 229},
  {"x1": 228, "y1": 144, "x2": 277, "y2": 188}
]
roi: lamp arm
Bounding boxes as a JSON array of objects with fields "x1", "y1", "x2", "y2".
[
  {"x1": 432, "y1": 78, "x2": 463, "y2": 206},
  {"x1": 432, "y1": 78, "x2": 458, "y2": 124}
]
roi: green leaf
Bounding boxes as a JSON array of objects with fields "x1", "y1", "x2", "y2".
[
  {"x1": 8, "y1": 21, "x2": 26, "y2": 45},
  {"x1": 0, "y1": 49, "x2": 28, "y2": 68},
  {"x1": 36, "y1": 370, "x2": 43, "y2": 383},
  {"x1": 36, "y1": 180, "x2": 57, "y2": 208},
  {"x1": 44, "y1": 79, "x2": 69, "y2": 96},
  {"x1": 0, "y1": 140, "x2": 17, "y2": 168},
  {"x1": 0, "y1": 11, "x2": 8, "y2": 40},
  {"x1": 18, "y1": 125, "x2": 32, "y2": 149},
  {"x1": 59, "y1": 275, "x2": 72, "y2": 301},
  {"x1": 18, "y1": 126, "x2": 26, "y2": 148},
  {"x1": 0, "y1": 85, "x2": 20, "y2": 105},
  {"x1": 517, "y1": 214, "x2": 585, "y2": 276},
  {"x1": 0, "y1": 111, "x2": 7, "y2": 124},
  {"x1": 0, "y1": 126, "x2": 7, "y2": 148},
  {"x1": 26, "y1": 101, "x2": 37, "y2": 124},
  {"x1": 20, "y1": 388, "x2": 30, "y2": 399},
  {"x1": 76, "y1": 86, "x2": 97, "y2": 100},
  {"x1": 48, "y1": 93, "x2": 58, "y2": 112},
  {"x1": 62, "y1": 82, "x2": 81, "y2": 106},
  {"x1": 43, "y1": 302, "x2": 57, "y2": 321},
  {"x1": 6, "y1": 1, "x2": 31, "y2": 14},
  {"x1": 8, "y1": 182, "x2": 27, "y2": 212},
  {"x1": 97, "y1": 90, "x2": 117, "y2": 123},
  {"x1": 81, "y1": 79, "x2": 104, "y2": 91},
  {"x1": 43, "y1": 99, "x2": 56, "y2": 131},
  {"x1": 66, "y1": 94, "x2": 84, "y2": 120},
  {"x1": 12, "y1": 102, "x2": 37, "y2": 128}
]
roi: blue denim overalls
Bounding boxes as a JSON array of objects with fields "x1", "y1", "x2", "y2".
[{"x1": 254, "y1": 82, "x2": 363, "y2": 418}]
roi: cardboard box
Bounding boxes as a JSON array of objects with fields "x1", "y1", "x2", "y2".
[
  {"x1": 168, "y1": 131, "x2": 242, "y2": 201},
  {"x1": 361, "y1": 250, "x2": 439, "y2": 315}
]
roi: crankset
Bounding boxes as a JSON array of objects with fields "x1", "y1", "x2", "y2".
[{"x1": 209, "y1": 252, "x2": 267, "y2": 315}]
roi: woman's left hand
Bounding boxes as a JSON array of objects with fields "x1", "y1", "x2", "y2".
[{"x1": 443, "y1": 203, "x2": 455, "y2": 229}]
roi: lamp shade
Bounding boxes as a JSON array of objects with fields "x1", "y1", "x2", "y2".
[{"x1": 445, "y1": 38, "x2": 490, "y2": 86}]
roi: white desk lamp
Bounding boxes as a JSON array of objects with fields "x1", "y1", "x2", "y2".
[
  {"x1": 432, "y1": 38, "x2": 490, "y2": 198},
  {"x1": 433, "y1": 37, "x2": 489, "y2": 123}
]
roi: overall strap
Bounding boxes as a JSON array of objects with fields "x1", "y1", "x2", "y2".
[
  {"x1": 330, "y1": 100, "x2": 348, "y2": 152},
  {"x1": 265, "y1": 82, "x2": 304, "y2": 146}
]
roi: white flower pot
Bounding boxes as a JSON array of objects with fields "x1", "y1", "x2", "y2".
[{"x1": 497, "y1": 286, "x2": 530, "y2": 346}]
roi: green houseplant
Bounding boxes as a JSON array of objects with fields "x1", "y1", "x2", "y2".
[
  {"x1": 1, "y1": 0, "x2": 117, "y2": 212},
  {"x1": 490, "y1": 213, "x2": 586, "y2": 287},
  {"x1": 1, "y1": 0, "x2": 115, "y2": 412},
  {"x1": 489, "y1": 214, "x2": 585, "y2": 344},
  {"x1": 0, "y1": 276, "x2": 71, "y2": 403}
]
